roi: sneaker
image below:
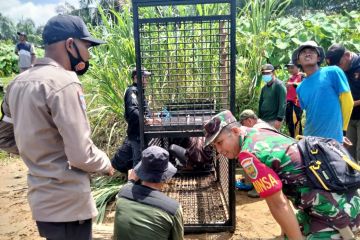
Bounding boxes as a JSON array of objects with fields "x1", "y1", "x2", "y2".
[
  {"x1": 235, "y1": 180, "x2": 253, "y2": 191},
  {"x1": 247, "y1": 189, "x2": 259, "y2": 198}
]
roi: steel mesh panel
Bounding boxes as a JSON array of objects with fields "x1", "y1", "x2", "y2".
[
  {"x1": 149, "y1": 137, "x2": 231, "y2": 226},
  {"x1": 148, "y1": 137, "x2": 169, "y2": 149},
  {"x1": 218, "y1": 154, "x2": 229, "y2": 207},
  {"x1": 133, "y1": 0, "x2": 236, "y2": 232},
  {"x1": 164, "y1": 175, "x2": 229, "y2": 224},
  {"x1": 139, "y1": 19, "x2": 231, "y2": 130}
]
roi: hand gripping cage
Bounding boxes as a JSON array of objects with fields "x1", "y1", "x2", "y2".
[{"x1": 132, "y1": 0, "x2": 236, "y2": 233}]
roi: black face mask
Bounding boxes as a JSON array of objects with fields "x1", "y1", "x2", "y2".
[{"x1": 66, "y1": 42, "x2": 89, "y2": 75}]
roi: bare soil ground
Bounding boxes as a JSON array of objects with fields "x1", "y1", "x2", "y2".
[{"x1": 0, "y1": 157, "x2": 282, "y2": 240}]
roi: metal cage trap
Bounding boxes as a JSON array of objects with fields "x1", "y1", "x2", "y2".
[{"x1": 132, "y1": 0, "x2": 236, "y2": 233}]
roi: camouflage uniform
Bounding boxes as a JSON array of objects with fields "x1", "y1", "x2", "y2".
[
  {"x1": 204, "y1": 111, "x2": 360, "y2": 239},
  {"x1": 244, "y1": 128, "x2": 360, "y2": 239}
]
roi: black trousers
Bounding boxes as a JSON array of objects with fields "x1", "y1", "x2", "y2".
[
  {"x1": 285, "y1": 101, "x2": 303, "y2": 138},
  {"x1": 36, "y1": 219, "x2": 92, "y2": 240},
  {"x1": 111, "y1": 137, "x2": 142, "y2": 173}
]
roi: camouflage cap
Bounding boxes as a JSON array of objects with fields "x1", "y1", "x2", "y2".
[
  {"x1": 239, "y1": 109, "x2": 258, "y2": 122},
  {"x1": 203, "y1": 110, "x2": 237, "y2": 146}
]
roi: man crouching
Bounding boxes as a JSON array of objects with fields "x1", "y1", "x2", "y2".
[{"x1": 113, "y1": 146, "x2": 184, "y2": 240}]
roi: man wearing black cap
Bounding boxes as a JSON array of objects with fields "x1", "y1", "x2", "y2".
[
  {"x1": 326, "y1": 44, "x2": 360, "y2": 161},
  {"x1": 258, "y1": 63, "x2": 287, "y2": 130},
  {"x1": 3, "y1": 15, "x2": 114, "y2": 240},
  {"x1": 14, "y1": 31, "x2": 36, "y2": 73},
  {"x1": 111, "y1": 67, "x2": 160, "y2": 175},
  {"x1": 292, "y1": 41, "x2": 353, "y2": 143},
  {"x1": 114, "y1": 146, "x2": 184, "y2": 240}
]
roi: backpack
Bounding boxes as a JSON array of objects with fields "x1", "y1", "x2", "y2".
[{"x1": 297, "y1": 136, "x2": 360, "y2": 192}]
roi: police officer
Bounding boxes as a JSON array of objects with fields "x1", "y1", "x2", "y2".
[
  {"x1": 111, "y1": 67, "x2": 161, "y2": 175},
  {"x1": 4, "y1": 15, "x2": 114, "y2": 240}
]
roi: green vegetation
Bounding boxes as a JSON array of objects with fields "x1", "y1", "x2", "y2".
[
  {"x1": 92, "y1": 174, "x2": 126, "y2": 223},
  {"x1": 0, "y1": 40, "x2": 17, "y2": 77},
  {"x1": 236, "y1": 10, "x2": 360, "y2": 113}
]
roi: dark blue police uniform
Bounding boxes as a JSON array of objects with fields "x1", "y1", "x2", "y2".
[{"x1": 112, "y1": 83, "x2": 151, "y2": 172}]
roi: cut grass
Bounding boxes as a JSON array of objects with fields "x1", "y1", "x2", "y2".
[{"x1": 92, "y1": 173, "x2": 127, "y2": 224}]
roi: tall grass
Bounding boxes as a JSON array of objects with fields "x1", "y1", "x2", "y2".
[
  {"x1": 84, "y1": 3, "x2": 136, "y2": 154},
  {"x1": 235, "y1": 0, "x2": 291, "y2": 114}
]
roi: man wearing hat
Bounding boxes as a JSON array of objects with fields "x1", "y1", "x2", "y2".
[
  {"x1": 114, "y1": 146, "x2": 184, "y2": 240},
  {"x1": 14, "y1": 31, "x2": 36, "y2": 72},
  {"x1": 239, "y1": 109, "x2": 274, "y2": 130},
  {"x1": 326, "y1": 43, "x2": 360, "y2": 161},
  {"x1": 4, "y1": 15, "x2": 114, "y2": 239},
  {"x1": 258, "y1": 64, "x2": 287, "y2": 130},
  {"x1": 238, "y1": 109, "x2": 275, "y2": 198},
  {"x1": 293, "y1": 41, "x2": 353, "y2": 143},
  {"x1": 203, "y1": 110, "x2": 360, "y2": 239},
  {"x1": 284, "y1": 61, "x2": 303, "y2": 138},
  {"x1": 111, "y1": 66, "x2": 161, "y2": 175}
]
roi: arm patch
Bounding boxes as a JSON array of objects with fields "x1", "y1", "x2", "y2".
[{"x1": 238, "y1": 151, "x2": 282, "y2": 198}]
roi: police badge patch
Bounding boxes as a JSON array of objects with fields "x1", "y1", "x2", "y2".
[
  {"x1": 78, "y1": 90, "x2": 86, "y2": 111},
  {"x1": 241, "y1": 157, "x2": 258, "y2": 179}
]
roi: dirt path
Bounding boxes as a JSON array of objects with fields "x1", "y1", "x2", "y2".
[{"x1": 0, "y1": 157, "x2": 281, "y2": 240}]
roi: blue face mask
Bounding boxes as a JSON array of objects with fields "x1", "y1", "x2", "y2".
[{"x1": 262, "y1": 75, "x2": 272, "y2": 83}]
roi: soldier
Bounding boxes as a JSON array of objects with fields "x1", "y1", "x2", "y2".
[
  {"x1": 239, "y1": 109, "x2": 275, "y2": 130},
  {"x1": 238, "y1": 109, "x2": 275, "y2": 198},
  {"x1": 204, "y1": 110, "x2": 360, "y2": 239}
]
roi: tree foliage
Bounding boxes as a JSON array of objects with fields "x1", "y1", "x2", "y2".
[
  {"x1": 0, "y1": 13, "x2": 16, "y2": 42},
  {"x1": 287, "y1": 0, "x2": 360, "y2": 14}
]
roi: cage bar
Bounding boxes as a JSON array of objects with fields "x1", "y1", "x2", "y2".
[{"x1": 133, "y1": 0, "x2": 236, "y2": 233}]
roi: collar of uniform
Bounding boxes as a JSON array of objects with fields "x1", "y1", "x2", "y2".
[{"x1": 34, "y1": 57, "x2": 63, "y2": 68}]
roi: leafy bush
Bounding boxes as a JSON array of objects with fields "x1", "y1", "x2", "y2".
[
  {"x1": 0, "y1": 40, "x2": 17, "y2": 77},
  {"x1": 235, "y1": 10, "x2": 360, "y2": 116}
]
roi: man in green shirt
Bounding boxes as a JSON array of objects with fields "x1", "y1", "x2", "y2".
[
  {"x1": 113, "y1": 146, "x2": 184, "y2": 240},
  {"x1": 258, "y1": 64, "x2": 287, "y2": 130}
]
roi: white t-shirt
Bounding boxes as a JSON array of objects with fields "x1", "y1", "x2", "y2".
[{"x1": 15, "y1": 42, "x2": 35, "y2": 68}]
